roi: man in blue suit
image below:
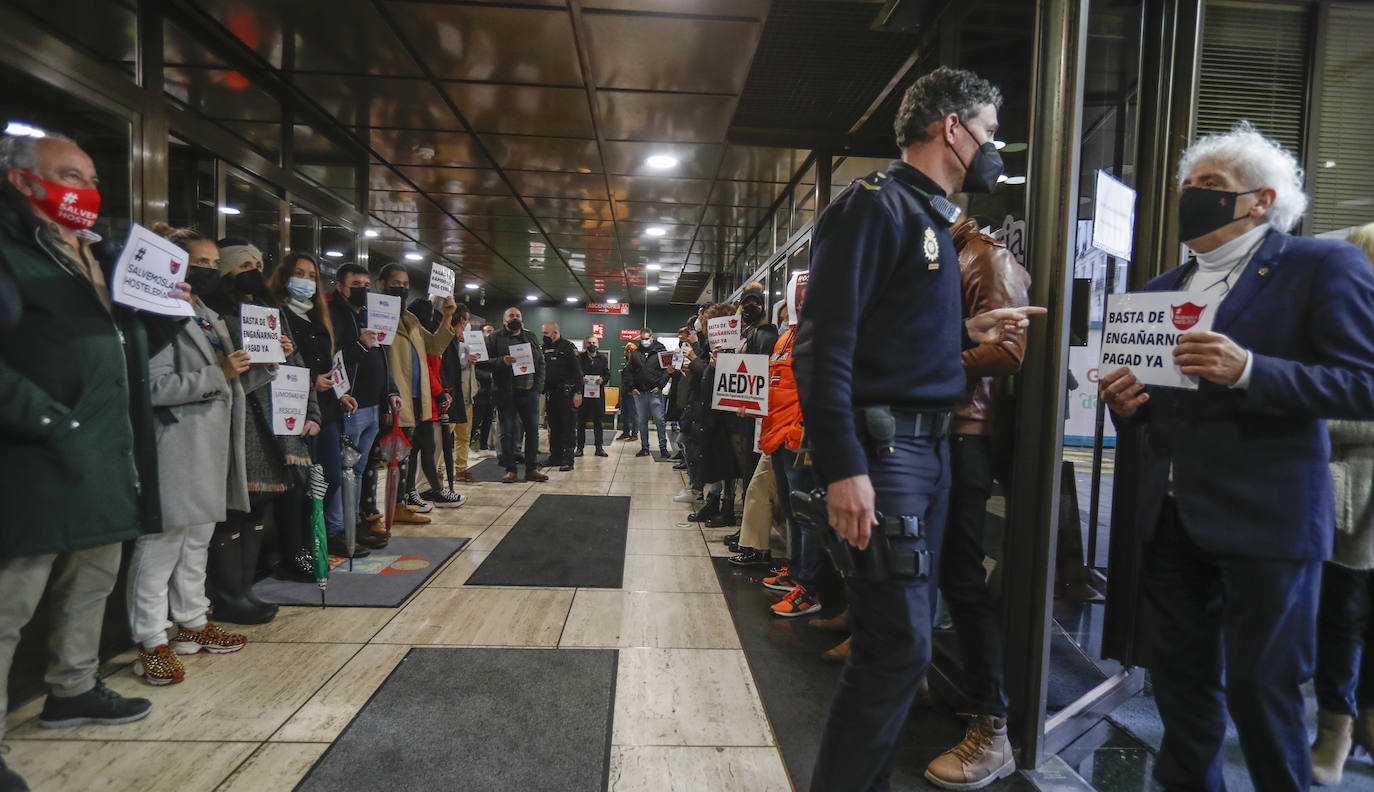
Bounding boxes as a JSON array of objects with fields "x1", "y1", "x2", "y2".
[{"x1": 1100, "y1": 122, "x2": 1374, "y2": 792}]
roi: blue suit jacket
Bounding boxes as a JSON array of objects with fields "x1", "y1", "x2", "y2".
[{"x1": 1120, "y1": 229, "x2": 1374, "y2": 561}]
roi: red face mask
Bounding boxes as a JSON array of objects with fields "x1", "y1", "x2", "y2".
[{"x1": 23, "y1": 170, "x2": 101, "y2": 230}]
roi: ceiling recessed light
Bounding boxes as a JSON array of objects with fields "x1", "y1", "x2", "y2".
[
  {"x1": 646, "y1": 154, "x2": 679, "y2": 170},
  {"x1": 525, "y1": 294, "x2": 538, "y2": 302},
  {"x1": 324, "y1": 250, "x2": 344, "y2": 258},
  {"x1": 646, "y1": 285, "x2": 660, "y2": 292},
  {"x1": 364, "y1": 229, "x2": 380, "y2": 238},
  {"x1": 606, "y1": 297, "x2": 619, "y2": 304},
  {"x1": 464, "y1": 282, "x2": 479, "y2": 290},
  {"x1": 404, "y1": 252, "x2": 424, "y2": 261},
  {"x1": 218, "y1": 206, "x2": 241, "y2": 215},
  {"x1": 645, "y1": 263, "x2": 662, "y2": 271},
  {"x1": 565, "y1": 296, "x2": 578, "y2": 302},
  {"x1": 645, "y1": 226, "x2": 667, "y2": 237}
]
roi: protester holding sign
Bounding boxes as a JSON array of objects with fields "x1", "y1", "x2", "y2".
[
  {"x1": 577, "y1": 337, "x2": 611, "y2": 458},
  {"x1": 478, "y1": 306, "x2": 548, "y2": 483},
  {"x1": 0, "y1": 134, "x2": 192, "y2": 757},
  {"x1": 1099, "y1": 123, "x2": 1374, "y2": 792},
  {"x1": 687, "y1": 302, "x2": 747, "y2": 528}
]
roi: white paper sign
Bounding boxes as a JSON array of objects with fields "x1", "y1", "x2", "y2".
[
  {"x1": 464, "y1": 330, "x2": 488, "y2": 362},
  {"x1": 239, "y1": 304, "x2": 286, "y2": 363},
  {"x1": 110, "y1": 224, "x2": 194, "y2": 317},
  {"x1": 786, "y1": 271, "x2": 809, "y2": 327},
  {"x1": 1100, "y1": 291, "x2": 1217, "y2": 390},
  {"x1": 330, "y1": 351, "x2": 351, "y2": 399},
  {"x1": 1092, "y1": 170, "x2": 1136, "y2": 261},
  {"x1": 271, "y1": 365, "x2": 311, "y2": 435},
  {"x1": 672, "y1": 348, "x2": 687, "y2": 370},
  {"x1": 583, "y1": 374, "x2": 602, "y2": 399},
  {"x1": 366, "y1": 293, "x2": 401, "y2": 345},
  {"x1": 427, "y1": 262, "x2": 455, "y2": 299},
  {"x1": 509, "y1": 342, "x2": 536, "y2": 376},
  {"x1": 707, "y1": 315, "x2": 743, "y2": 352},
  {"x1": 711, "y1": 353, "x2": 769, "y2": 417}
]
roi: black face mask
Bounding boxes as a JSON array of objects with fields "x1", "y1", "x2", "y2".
[
  {"x1": 741, "y1": 304, "x2": 764, "y2": 325},
  {"x1": 542, "y1": 335, "x2": 553, "y2": 346},
  {"x1": 184, "y1": 266, "x2": 220, "y2": 297},
  {"x1": 1178, "y1": 187, "x2": 1261, "y2": 244},
  {"x1": 586, "y1": 345, "x2": 597, "y2": 355},
  {"x1": 506, "y1": 318, "x2": 523, "y2": 333},
  {"x1": 950, "y1": 119, "x2": 1004, "y2": 194},
  {"x1": 346, "y1": 286, "x2": 368, "y2": 308},
  {"x1": 233, "y1": 268, "x2": 266, "y2": 297},
  {"x1": 387, "y1": 286, "x2": 408, "y2": 300}
]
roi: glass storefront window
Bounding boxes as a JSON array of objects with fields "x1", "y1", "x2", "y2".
[
  {"x1": 7, "y1": 0, "x2": 137, "y2": 77},
  {"x1": 164, "y1": 20, "x2": 282, "y2": 161},
  {"x1": 223, "y1": 168, "x2": 282, "y2": 269},
  {"x1": 168, "y1": 136, "x2": 219, "y2": 235}
]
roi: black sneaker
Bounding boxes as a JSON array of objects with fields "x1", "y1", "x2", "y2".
[
  {"x1": 38, "y1": 681, "x2": 151, "y2": 730},
  {"x1": 635, "y1": 449, "x2": 651, "y2": 457},
  {"x1": 659, "y1": 447, "x2": 670, "y2": 458},
  {"x1": 673, "y1": 461, "x2": 688, "y2": 470},
  {"x1": 723, "y1": 530, "x2": 741, "y2": 546},
  {"x1": 0, "y1": 753, "x2": 28, "y2": 792},
  {"x1": 327, "y1": 535, "x2": 372, "y2": 558},
  {"x1": 729, "y1": 548, "x2": 772, "y2": 567},
  {"x1": 574, "y1": 448, "x2": 584, "y2": 458},
  {"x1": 559, "y1": 463, "x2": 574, "y2": 472},
  {"x1": 595, "y1": 448, "x2": 608, "y2": 457}
]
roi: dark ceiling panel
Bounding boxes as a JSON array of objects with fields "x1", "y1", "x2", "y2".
[
  {"x1": 610, "y1": 176, "x2": 713, "y2": 205},
  {"x1": 709, "y1": 179, "x2": 784, "y2": 208},
  {"x1": 394, "y1": 166, "x2": 510, "y2": 195},
  {"x1": 581, "y1": 0, "x2": 770, "y2": 17},
  {"x1": 295, "y1": 75, "x2": 462, "y2": 130},
  {"x1": 616, "y1": 201, "x2": 701, "y2": 223},
  {"x1": 505, "y1": 170, "x2": 609, "y2": 200},
  {"x1": 524, "y1": 196, "x2": 614, "y2": 220},
  {"x1": 368, "y1": 130, "x2": 484, "y2": 167},
  {"x1": 443, "y1": 83, "x2": 594, "y2": 137},
  {"x1": 582, "y1": 14, "x2": 759, "y2": 94},
  {"x1": 718, "y1": 145, "x2": 808, "y2": 183},
  {"x1": 601, "y1": 142, "x2": 721, "y2": 179},
  {"x1": 484, "y1": 135, "x2": 602, "y2": 173},
  {"x1": 387, "y1": 3, "x2": 583, "y2": 86},
  {"x1": 597, "y1": 91, "x2": 735, "y2": 142},
  {"x1": 165, "y1": 66, "x2": 281, "y2": 122}
]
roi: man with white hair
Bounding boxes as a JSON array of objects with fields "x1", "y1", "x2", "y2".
[{"x1": 1100, "y1": 122, "x2": 1374, "y2": 792}]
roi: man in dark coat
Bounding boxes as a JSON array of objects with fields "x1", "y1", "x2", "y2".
[
  {"x1": 478, "y1": 306, "x2": 548, "y2": 483},
  {"x1": 576, "y1": 335, "x2": 611, "y2": 458},
  {"x1": 0, "y1": 135, "x2": 186, "y2": 784}
]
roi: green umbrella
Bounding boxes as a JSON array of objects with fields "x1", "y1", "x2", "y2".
[{"x1": 307, "y1": 464, "x2": 330, "y2": 607}]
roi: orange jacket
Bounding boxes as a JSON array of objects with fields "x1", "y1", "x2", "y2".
[{"x1": 760, "y1": 327, "x2": 802, "y2": 454}]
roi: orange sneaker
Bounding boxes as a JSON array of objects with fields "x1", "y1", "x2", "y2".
[
  {"x1": 771, "y1": 585, "x2": 821, "y2": 617},
  {"x1": 133, "y1": 644, "x2": 185, "y2": 685},
  {"x1": 172, "y1": 622, "x2": 247, "y2": 655},
  {"x1": 763, "y1": 567, "x2": 795, "y2": 592}
]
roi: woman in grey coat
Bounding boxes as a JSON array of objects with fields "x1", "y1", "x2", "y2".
[
  {"x1": 126, "y1": 227, "x2": 262, "y2": 686},
  {"x1": 1311, "y1": 222, "x2": 1374, "y2": 783}
]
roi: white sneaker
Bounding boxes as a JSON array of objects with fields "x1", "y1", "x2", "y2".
[{"x1": 672, "y1": 488, "x2": 700, "y2": 504}]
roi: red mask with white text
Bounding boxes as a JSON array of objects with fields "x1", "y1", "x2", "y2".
[{"x1": 23, "y1": 170, "x2": 101, "y2": 230}]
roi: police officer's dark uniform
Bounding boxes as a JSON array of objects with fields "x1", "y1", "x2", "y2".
[
  {"x1": 794, "y1": 160, "x2": 973, "y2": 790},
  {"x1": 577, "y1": 343, "x2": 610, "y2": 457},
  {"x1": 542, "y1": 332, "x2": 582, "y2": 471}
]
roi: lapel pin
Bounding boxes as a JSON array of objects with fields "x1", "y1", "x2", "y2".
[{"x1": 1258, "y1": 267, "x2": 1270, "y2": 276}]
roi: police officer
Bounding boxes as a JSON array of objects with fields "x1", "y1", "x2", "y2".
[
  {"x1": 577, "y1": 335, "x2": 610, "y2": 458},
  {"x1": 541, "y1": 321, "x2": 582, "y2": 472},
  {"x1": 793, "y1": 66, "x2": 1042, "y2": 791}
]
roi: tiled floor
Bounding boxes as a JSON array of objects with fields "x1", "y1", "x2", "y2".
[{"x1": 2, "y1": 439, "x2": 785, "y2": 792}]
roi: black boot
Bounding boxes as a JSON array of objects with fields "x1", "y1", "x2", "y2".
[
  {"x1": 707, "y1": 509, "x2": 734, "y2": 529},
  {"x1": 207, "y1": 527, "x2": 270, "y2": 625},
  {"x1": 240, "y1": 522, "x2": 279, "y2": 623},
  {"x1": 689, "y1": 494, "x2": 719, "y2": 523}
]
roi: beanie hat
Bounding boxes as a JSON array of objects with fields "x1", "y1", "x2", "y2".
[{"x1": 218, "y1": 243, "x2": 263, "y2": 275}]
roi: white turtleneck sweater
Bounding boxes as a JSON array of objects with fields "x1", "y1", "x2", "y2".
[{"x1": 1180, "y1": 223, "x2": 1271, "y2": 390}]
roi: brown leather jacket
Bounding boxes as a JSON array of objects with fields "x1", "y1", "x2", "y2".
[{"x1": 953, "y1": 217, "x2": 1031, "y2": 434}]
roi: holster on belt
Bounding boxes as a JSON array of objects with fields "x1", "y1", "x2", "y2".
[{"x1": 789, "y1": 489, "x2": 930, "y2": 582}]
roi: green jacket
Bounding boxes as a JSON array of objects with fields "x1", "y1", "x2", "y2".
[{"x1": 0, "y1": 192, "x2": 172, "y2": 556}]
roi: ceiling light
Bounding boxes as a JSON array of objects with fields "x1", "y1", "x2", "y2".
[
  {"x1": 525, "y1": 294, "x2": 538, "y2": 302},
  {"x1": 646, "y1": 285, "x2": 660, "y2": 292},
  {"x1": 4, "y1": 121, "x2": 45, "y2": 138},
  {"x1": 1003, "y1": 176, "x2": 1027, "y2": 186},
  {"x1": 464, "y1": 282, "x2": 479, "y2": 290},
  {"x1": 324, "y1": 250, "x2": 344, "y2": 258},
  {"x1": 364, "y1": 229, "x2": 380, "y2": 238},
  {"x1": 645, "y1": 263, "x2": 662, "y2": 271},
  {"x1": 1325, "y1": 160, "x2": 1337, "y2": 168},
  {"x1": 606, "y1": 297, "x2": 619, "y2": 304},
  {"x1": 565, "y1": 295, "x2": 578, "y2": 302},
  {"x1": 645, "y1": 226, "x2": 667, "y2": 237},
  {"x1": 993, "y1": 140, "x2": 1007, "y2": 150},
  {"x1": 218, "y1": 206, "x2": 241, "y2": 215},
  {"x1": 405, "y1": 252, "x2": 424, "y2": 261},
  {"x1": 646, "y1": 154, "x2": 679, "y2": 170}
]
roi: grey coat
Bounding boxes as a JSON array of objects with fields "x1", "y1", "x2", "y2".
[
  {"x1": 148, "y1": 300, "x2": 250, "y2": 528},
  {"x1": 1329, "y1": 419, "x2": 1374, "y2": 570}
]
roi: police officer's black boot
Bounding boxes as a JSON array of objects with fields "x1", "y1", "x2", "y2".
[{"x1": 689, "y1": 494, "x2": 719, "y2": 523}]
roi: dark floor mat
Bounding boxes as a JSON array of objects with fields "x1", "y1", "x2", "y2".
[
  {"x1": 713, "y1": 559, "x2": 1039, "y2": 791},
  {"x1": 297, "y1": 648, "x2": 616, "y2": 792},
  {"x1": 252, "y1": 537, "x2": 467, "y2": 608},
  {"x1": 466, "y1": 494, "x2": 630, "y2": 588}
]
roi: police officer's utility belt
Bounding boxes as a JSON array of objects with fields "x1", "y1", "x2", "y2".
[
  {"x1": 855, "y1": 406, "x2": 952, "y2": 458},
  {"x1": 789, "y1": 489, "x2": 931, "y2": 582}
]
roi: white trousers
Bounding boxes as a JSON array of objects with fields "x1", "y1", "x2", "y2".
[{"x1": 126, "y1": 522, "x2": 215, "y2": 648}]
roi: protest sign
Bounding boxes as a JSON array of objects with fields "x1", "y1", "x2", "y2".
[
  {"x1": 240, "y1": 304, "x2": 286, "y2": 363},
  {"x1": 508, "y1": 342, "x2": 536, "y2": 375},
  {"x1": 427, "y1": 262, "x2": 455, "y2": 299},
  {"x1": 366, "y1": 293, "x2": 401, "y2": 344},
  {"x1": 707, "y1": 314, "x2": 742, "y2": 352},
  {"x1": 583, "y1": 375, "x2": 602, "y2": 399},
  {"x1": 711, "y1": 352, "x2": 769, "y2": 417},
  {"x1": 1100, "y1": 291, "x2": 1216, "y2": 390},
  {"x1": 271, "y1": 365, "x2": 311, "y2": 435},
  {"x1": 786, "y1": 271, "x2": 809, "y2": 326},
  {"x1": 110, "y1": 224, "x2": 194, "y2": 317},
  {"x1": 658, "y1": 351, "x2": 674, "y2": 369},
  {"x1": 464, "y1": 330, "x2": 488, "y2": 362},
  {"x1": 330, "y1": 351, "x2": 351, "y2": 400}
]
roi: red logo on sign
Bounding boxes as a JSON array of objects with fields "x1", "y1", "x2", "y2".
[
  {"x1": 1171, "y1": 302, "x2": 1205, "y2": 330},
  {"x1": 285, "y1": 416, "x2": 297, "y2": 431},
  {"x1": 592, "y1": 323, "x2": 604, "y2": 339},
  {"x1": 728, "y1": 318, "x2": 738, "y2": 330},
  {"x1": 377, "y1": 331, "x2": 387, "y2": 342},
  {"x1": 169, "y1": 259, "x2": 182, "y2": 275},
  {"x1": 736, "y1": 361, "x2": 749, "y2": 373},
  {"x1": 267, "y1": 313, "x2": 278, "y2": 331}
]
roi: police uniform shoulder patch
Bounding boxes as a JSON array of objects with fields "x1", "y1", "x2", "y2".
[
  {"x1": 922, "y1": 226, "x2": 940, "y2": 270},
  {"x1": 855, "y1": 171, "x2": 889, "y2": 192}
]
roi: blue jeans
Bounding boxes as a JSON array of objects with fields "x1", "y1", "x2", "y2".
[
  {"x1": 311, "y1": 420, "x2": 343, "y2": 535},
  {"x1": 771, "y1": 448, "x2": 823, "y2": 588},
  {"x1": 635, "y1": 391, "x2": 667, "y2": 452},
  {"x1": 333, "y1": 406, "x2": 380, "y2": 537},
  {"x1": 811, "y1": 435, "x2": 950, "y2": 792},
  {"x1": 620, "y1": 390, "x2": 637, "y2": 434}
]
